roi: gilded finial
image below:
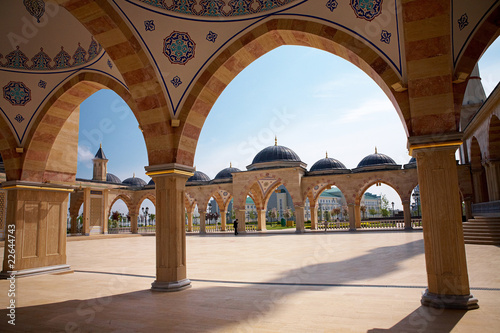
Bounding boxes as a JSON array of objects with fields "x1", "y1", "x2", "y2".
[
  {"x1": 230, "y1": 162, "x2": 232, "y2": 168},
  {"x1": 326, "y1": 151, "x2": 328, "y2": 158},
  {"x1": 275, "y1": 136, "x2": 277, "y2": 146},
  {"x1": 100, "y1": 143, "x2": 102, "y2": 148},
  {"x1": 133, "y1": 172, "x2": 135, "y2": 178},
  {"x1": 375, "y1": 146, "x2": 378, "y2": 154}
]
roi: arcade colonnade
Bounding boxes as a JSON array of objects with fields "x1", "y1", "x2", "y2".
[{"x1": 0, "y1": 0, "x2": 498, "y2": 310}]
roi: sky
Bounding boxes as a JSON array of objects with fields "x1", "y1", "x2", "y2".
[{"x1": 76, "y1": 39, "x2": 500, "y2": 214}]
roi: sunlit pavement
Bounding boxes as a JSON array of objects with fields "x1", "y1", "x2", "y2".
[{"x1": 1, "y1": 230, "x2": 499, "y2": 332}]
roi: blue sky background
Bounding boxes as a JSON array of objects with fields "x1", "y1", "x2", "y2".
[{"x1": 77, "y1": 40, "x2": 500, "y2": 214}]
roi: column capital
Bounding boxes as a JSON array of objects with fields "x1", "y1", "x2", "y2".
[
  {"x1": 408, "y1": 133, "x2": 462, "y2": 156},
  {"x1": 1, "y1": 180, "x2": 74, "y2": 192},
  {"x1": 145, "y1": 163, "x2": 194, "y2": 178}
]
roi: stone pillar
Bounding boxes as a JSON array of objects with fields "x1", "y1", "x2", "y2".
[
  {"x1": 219, "y1": 210, "x2": 226, "y2": 231},
  {"x1": 257, "y1": 209, "x2": 267, "y2": 231},
  {"x1": 235, "y1": 209, "x2": 246, "y2": 233},
  {"x1": 464, "y1": 197, "x2": 473, "y2": 221},
  {"x1": 413, "y1": 145, "x2": 478, "y2": 309},
  {"x1": 348, "y1": 204, "x2": 356, "y2": 231},
  {"x1": 1, "y1": 185, "x2": 72, "y2": 278},
  {"x1": 130, "y1": 213, "x2": 138, "y2": 234},
  {"x1": 187, "y1": 211, "x2": 193, "y2": 232},
  {"x1": 402, "y1": 200, "x2": 412, "y2": 229},
  {"x1": 70, "y1": 214, "x2": 78, "y2": 234},
  {"x1": 82, "y1": 187, "x2": 90, "y2": 236},
  {"x1": 199, "y1": 213, "x2": 206, "y2": 234},
  {"x1": 354, "y1": 204, "x2": 361, "y2": 229},
  {"x1": 295, "y1": 206, "x2": 305, "y2": 233},
  {"x1": 147, "y1": 168, "x2": 192, "y2": 292},
  {"x1": 484, "y1": 161, "x2": 500, "y2": 201},
  {"x1": 102, "y1": 189, "x2": 109, "y2": 234},
  {"x1": 310, "y1": 204, "x2": 318, "y2": 230}
]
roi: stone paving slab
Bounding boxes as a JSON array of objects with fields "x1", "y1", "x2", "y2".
[{"x1": 0, "y1": 230, "x2": 499, "y2": 332}]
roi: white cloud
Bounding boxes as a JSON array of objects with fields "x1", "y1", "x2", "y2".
[
  {"x1": 336, "y1": 98, "x2": 393, "y2": 124},
  {"x1": 77, "y1": 145, "x2": 94, "y2": 168}
]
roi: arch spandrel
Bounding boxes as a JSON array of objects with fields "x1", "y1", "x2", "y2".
[{"x1": 488, "y1": 115, "x2": 500, "y2": 160}]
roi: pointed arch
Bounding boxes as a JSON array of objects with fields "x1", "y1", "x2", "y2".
[
  {"x1": 21, "y1": 72, "x2": 137, "y2": 182},
  {"x1": 55, "y1": 0, "x2": 173, "y2": 165},
  {"x1": 108, "y1": 194, "x2": 133, "y2": 217},
  {"x1": 177, "y1": 18, "x2": 409, "y2": 166}
]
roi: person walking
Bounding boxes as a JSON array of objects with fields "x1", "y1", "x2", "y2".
[{"x1": 233, "y1": 219, "x2": 239, "y2": 235}]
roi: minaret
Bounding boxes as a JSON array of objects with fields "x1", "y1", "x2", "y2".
[
  {"x1": 461, "y1": 63, "x2": 487, "y2": 130},
  {"x1": 92, "y1": 143, "x2": 108, "y2": 181}
]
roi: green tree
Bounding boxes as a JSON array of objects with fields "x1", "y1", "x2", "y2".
[
  {"x1": 331, "y1": 208, "x2": 341, "y2": 220},
  {"x1": 368, "y1": 208, "x2": 377, "y2": 218},
  {"x1": 323, "y1": 210, "x2": 330, "y2": 222},
  {"x1": 360, "y1": 205, "x2": 367, "y2": 219},
  {"x1": 248, "y1": 210, "x2": 257, "y2": 222},
  {"x1": 149, "y1": 214, "x2": 156, "y2": 224},
  {"x1": 111, "y1": 210, "x2": 120, "y2": 221},
  {"x1": 380, "y1": 194, "x2": 391, "y2": 217}
]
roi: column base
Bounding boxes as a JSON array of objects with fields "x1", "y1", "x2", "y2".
[
  {"x1": 0, "y1": 264, "x2": 72, "y2": 279},
  {"x1": 404, "y1": 227, "x2": 413, "y2": 230},
  {"x1": 421, "y1": 289, "x2": 479, "y2": 310},
  {"x1": 295, "y1": 229, "x2": 305, "y2": 234},
  {"x1": 151, "y1": 278, "x2": 191, "y2": 292}
]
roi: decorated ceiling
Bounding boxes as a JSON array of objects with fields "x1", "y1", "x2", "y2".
[{"x1": 0, "y1": 0, "x2": 498, "y2": 146}]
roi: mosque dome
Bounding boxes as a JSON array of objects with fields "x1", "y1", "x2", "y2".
[
  {"x1": 187, "y1": 171, "x2": 211, "y2": 184},
  {"x1": 122, "y1": 175, "x2": 147, "y2": 186},
  {"x1": 106, "y1": 173, "x2": 121, "y2": 183},
  {"x1": 309, "y1": 152, "x2": 348, "y2": 174},
  {"x1": 213, "y1": 164, "x2": 241, "y2": 182},
  {"x1": 148, "y1": 179, "x2": 155, "y2": 186},
  {"x1": 404, "y1": 157, "x2": 417, "y2": 169},
  {"x1": 353, "y1": 148, "x2": 401, "y2": 172},
  {"x1": 247, "y1": 138, "x2": 306, "y2": 171}
]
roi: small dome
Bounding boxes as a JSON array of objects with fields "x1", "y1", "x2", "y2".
[
  {"x1": 106, "y1": 173, "x2": 121, "y2": 183},
  {"x1": 251, "y1": 145, "x2": 301, "y2": 164},
  {"x1": 148, "y1": 179, "x2": 155, "y2": 186},
  {"x1": 408, "y1": 157, "x2": 416, "y2": 164},
  {"x1": 357, "y1": 152, "x2": 397, "y2": 168},
  {"x1": 310, "y1": 153, "x2": 347, "y2": 172},
  {"x1": 214, "y1": 165, "x2": 241, "y2": 180},
  {"x1": 187, "y1": 171, "x2": 211, "y2": 183},
  {"x1": 404, "y1": 156, "x2": 417, "y2": 169},
  {"x1": 122, "y1": 175, "x2": 147, "y2": 187}
]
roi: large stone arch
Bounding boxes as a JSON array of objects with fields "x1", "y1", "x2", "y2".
[
  {"x1": 21, "y1": 72, "x2": 136, "y2": 182},
  {"x1": 108, "y1": 194, "x2": 134, "y2": 217},
  {"x1": 356, "y1": 179, "x2": 404, "y2": 207},
  {"x1": 177, "y1": 18, "x2": 409, "y2": 166},
  {"x1": 0, "y1": 115, "x2": 22, "y2": 180},
  {"x1": 452, "y1": 7, "x2": 500, "y2": 117},
  {"x1": 55, "y1": 0, "x2": 173, "y2": 166}
]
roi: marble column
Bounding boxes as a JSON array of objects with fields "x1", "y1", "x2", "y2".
[
  {"x1": 220, "y1": 210, "x2": 227, "y2": 231},
  {"x1": 102, "y1": 189, "x2": 109, "y2": 234},
  {"x1": 187, "y1": 211, "x2": 193, "y2": 232},
  {"x1": 484, "y1": 160, "x2": 500, "y2": 201},
  {"x1": 199, "y1": 213, "x2": 206, "y2": 234},
  {"x1": 402, "y1": 200, "x2": 412, "y2": 229},
  {"x1": 130, "y1": 213, "x2": 138, "y2": 234},
  {"x1": 70, "y1": 214, "x2": 78, "y2": 234},
  {"x1": 348, "y1": 204, "x2": 356, "y2": 231},
  {"x1": 295, "y1": 206, "x2": 305, "y2": 233},
  {"x1": 310, "y1": 204, "x2": 318, "y2": 230},
  {"x1": 236, "y1": 209, "x2": 246, "y2": 233},
  {"x1": 354, "y1": 204, "x2": 361, "y2": 229},
  {"x1": 148, "y1": 168, "x2": 192, "y2": 292},
  {"x1": 82, "y1": 187, "x2": 90, "y2": 236},
  {"x1": 413, "y1": 145, "x2": 478, "y2": 309},
  {"x1": 257, "y1": 209, "x2": 267, "y2": 231},
  {"x1": 1, "y1": 185, "x2": 72, "y2": 278}
]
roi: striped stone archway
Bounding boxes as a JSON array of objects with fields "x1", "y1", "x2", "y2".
[
  {"x1": 20, "y1": 72, "x2": 136, "y2": 183},
  {"x1": 55, "y1": 0, "x2": 174, "y2": 166},
  {"x1": 177, "y1": 18, "x2": 410, "y2": 167}
]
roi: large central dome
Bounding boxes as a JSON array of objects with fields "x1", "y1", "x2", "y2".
[{"x1": 247, "y1": 139, "x2": 306, "y2": 171}]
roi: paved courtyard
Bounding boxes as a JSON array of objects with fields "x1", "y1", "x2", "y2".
[{"x1": 1, "y1": 230, "x2": 500, "y2": 332}]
